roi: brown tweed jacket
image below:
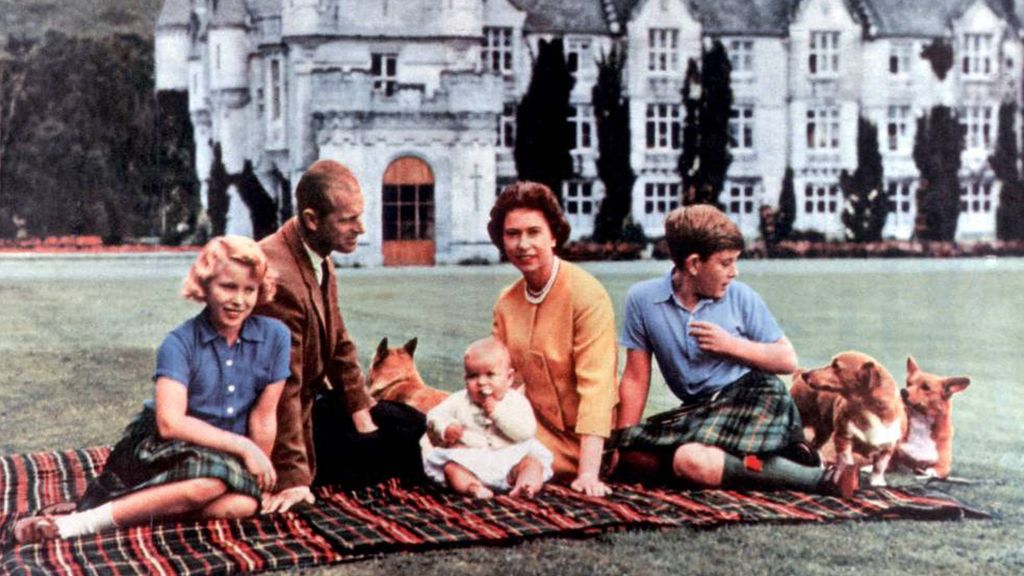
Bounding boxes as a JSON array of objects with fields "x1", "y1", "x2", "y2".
[{"x1": 255, "y1": 217, "x2": 373, "y2": 489}]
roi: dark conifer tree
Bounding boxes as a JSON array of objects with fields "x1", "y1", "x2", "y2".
[
  {"x1": 991, "y1": 102, "x2": 1024, "y2": 240},
  {"x1": 592, "y1": 43, "x2": 635, "y2": 242},
  {"x1": 840, "y1": 117, "x2": 887, "y2": 242},
  {"x1": 207, "y1": 143, "x2": 229, "y2": 237},
  {"x1": 679, "y1": 58, "x2": 700, "y2": 201},
  {"x1": 514, "y1": 38, "x2": 575, "y2": 203},
  {"x1": 692, "y1": 40, "x2": 732, "y2": 207},
  {"x1": 913, "y1": 106, "x2": 965, "y2": 241}
]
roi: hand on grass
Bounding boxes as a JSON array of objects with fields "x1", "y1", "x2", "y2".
[{"x1": 261, "y1": 485, "x2": 315, "y2": 514}]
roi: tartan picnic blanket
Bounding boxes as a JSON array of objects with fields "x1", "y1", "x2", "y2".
[{"x1": 0, "y1": 447, "x2": 987, "y2": 575}]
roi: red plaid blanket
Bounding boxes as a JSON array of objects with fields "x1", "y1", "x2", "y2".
[{"x1": 0, "y1": 448, "x2": 986, "y2": 575}]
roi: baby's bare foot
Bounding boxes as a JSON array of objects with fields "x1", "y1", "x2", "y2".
[{"x1": 469, "y1": 483, "x2": 494, "y2": 499}]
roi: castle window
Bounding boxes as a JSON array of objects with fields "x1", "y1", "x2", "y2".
[
  {"x1": 960, "y1": 181, "x2": 993, "y2": 213},
  {"x1": 648, "y1": 28, "x2": 679, "y2": 74},
  {"x1": 566, "y1": 37, "x2": 593, "y2": 81},
  {"x1": 886, "y1": 181, "x2": 913, "y2": 214},
  {"x1": 564, "y1": 180, "x2": 598, "y2": 216},
  {"x1": 887, "y1": 105, "x2": 911, "y2": 152},
  {"x1": 371, "y1": 53, "x2": 398, "y2": 96},
  {"x1": 482, "y1": 27, "x2": 514, "y2": 75},
  {"x1": 644, "y1": 182, "x2": 681, "y2": 215},
  {"x1": 728, "y1": 39, "x2": 754, "y2": 74},
  {"x1": 803, "y1": 183, "x2": 839, "y2": 214},
  {"x1": 271, "y1": 59, "x2": 282, "y2": 120},
  {"x1": 646, "y1": 103, "x2": 681, "y2": 150},
  {"x1": 729, "y1": 105, "x2": 754, "y2": 150},
  {"x1": 725, "y1": 183, "x2": 756, "y2": 215},
  {"x1": 962, "y1": 105, "x2": 993, "y2": 149},
  {"x1": 569, "y1": 105, "x2": 595, "y2": 152},
  {"x1": 962, "y1": 33, "x2": 992, "y2": 76},
  {"x1": 808, "y1": 31, "x2": 839, "y2": 75},
  {"x1": 497, "y1": 102, "x2": 515, "y2": 149},
  {"x1": 806, "y1": 106, "x2": 839, "y2": 150},
  {"x1": 889, "y1": 42, "x2": 912, "y2": 75}
]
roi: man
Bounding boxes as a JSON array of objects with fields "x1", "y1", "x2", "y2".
[
  {"x1": 609, "y1": 204, "x2": 857, "y2": 497},
  {"x1": 257, "y1": 159, "x2": 426, "y2": 513}
]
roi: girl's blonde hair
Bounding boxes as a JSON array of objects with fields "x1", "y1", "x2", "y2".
[{"x1": 181, "y1": 235, "x2": 276, "y2": 305}]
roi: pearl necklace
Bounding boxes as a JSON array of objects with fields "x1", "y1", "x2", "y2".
[{"x1": 524, "y1": 257, "x2": 560, "y2": 305}]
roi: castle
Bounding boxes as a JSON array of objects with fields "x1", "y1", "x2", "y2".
[{"x1": 155, "y1": 0, "x2": 1023, "y2": 265}]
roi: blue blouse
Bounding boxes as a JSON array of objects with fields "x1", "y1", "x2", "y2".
[{"x1": 149, "y1": 310, "x2": 291, "y2": 435}]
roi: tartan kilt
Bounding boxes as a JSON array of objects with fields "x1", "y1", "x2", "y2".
[
  {"x1": 609, "y1": 371, "x2": 805, "y2": 457},
  {"x1": 77, "y1": 408, "x2": 262, "y2": 511}
]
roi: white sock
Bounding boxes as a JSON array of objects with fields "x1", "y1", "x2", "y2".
[{"x1": 55, "y1": 502, "x2": 117, "y2": 538}]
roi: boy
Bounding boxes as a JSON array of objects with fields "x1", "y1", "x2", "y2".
[
  {"x1": 423, "y1": 337, "x2": 553, "y2": 498},
  {"x1": 609, "y1": 205, "x2": 857, "y2": 497}
]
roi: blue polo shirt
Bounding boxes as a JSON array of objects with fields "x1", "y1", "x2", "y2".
[
  {"x1": 620, "y1": 270, "x2": 784, "y2": 401},
  {"x1": 149, "y1": 310, "x2": 291, "y2": 436}
]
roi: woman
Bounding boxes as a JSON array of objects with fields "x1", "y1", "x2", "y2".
[
  {"x1": 488, "y1": 181, "x2": 617, "y2": 497},
  {"x1": 14, "y1": 236, "x2": 290, "y2": 543}
]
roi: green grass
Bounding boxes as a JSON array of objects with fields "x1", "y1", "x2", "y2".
[{"x1": 1, "y1": 256, "x2": 1022, "y2": 575}]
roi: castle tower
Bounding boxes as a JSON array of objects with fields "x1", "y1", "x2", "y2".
[{"x1": 154, "y1": 0, "x2": 191, "y2": 91}]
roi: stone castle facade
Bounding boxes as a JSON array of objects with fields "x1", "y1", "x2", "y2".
[{"x1": 156, "y1": 0, "x2": 1024, "y2": 265}]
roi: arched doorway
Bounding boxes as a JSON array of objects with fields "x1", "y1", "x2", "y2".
[{"x1": 382, "y1": 156, "x2": 436, "y2": 266}]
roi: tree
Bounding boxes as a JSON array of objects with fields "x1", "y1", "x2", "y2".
[
  {"x1": 679, "y1": 58, "x2": 700, "y2": 201},
  {"x1": 693, "y1": 40, "x2": 732, "y2": 206},
  {"x1": 840, "y1": 117, "x2": 888, "y2": 242},
  {"x1": 777, "y1": 166, "x2": 796, "y2": 241},
  {"x1": 913, "y1": 105, "x2": 965, "y2": 241},
  {"x1": 591, "y1": 43, "x2": 635, "y2": 242},
  {"x1": 156, "y1": 90, "x2": 199, "y2": 244},
  {"x1": 0, "y1": 36, "x2": 36, "y2": 221},
  {"x1": 232, "y1": 160, "x2": 279, "y2": 240},
  {"x1": 678, "y1": 42, "x2": 732, "y2": 207},
  {"x1": 514, "y1": 38, "x2": 575, "y2": 204},
  {"x1": 991, "y1": 102, "x2": 1024, "y2": 241},
  {"x1": 208, "y1": 143, "x2": 229, "y2": 237}
]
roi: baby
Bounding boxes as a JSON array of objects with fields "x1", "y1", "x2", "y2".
[{"x1": 422, "y1": 337, "x2": 553, "y2": 498}]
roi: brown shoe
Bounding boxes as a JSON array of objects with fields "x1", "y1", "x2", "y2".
[{"x1": 820, "y1": 464, "x2": 860, "y2": 498}]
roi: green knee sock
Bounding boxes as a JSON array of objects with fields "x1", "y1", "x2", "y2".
[{"x1": 722, "y1": 453, "x2": 823, "y2": 491}]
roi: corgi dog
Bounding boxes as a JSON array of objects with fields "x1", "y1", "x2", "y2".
[
  {"x1": 368, "y1": 337, "x2": 449, "y2": 414},
  {"x1": 894, "y1": 356, "x2": 971, "y2": 479},
  {"x1": 791, "y1": 351, "x2": 907, "y2": 487}
]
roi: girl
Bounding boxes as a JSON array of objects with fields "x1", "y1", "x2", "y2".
[{"x1": 15, "y1": 236, "x2": 290, "y2": 543}]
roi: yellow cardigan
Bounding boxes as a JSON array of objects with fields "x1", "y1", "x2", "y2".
[{"x1": 493, "y1": 260, "x2": 619, "y2": 477}]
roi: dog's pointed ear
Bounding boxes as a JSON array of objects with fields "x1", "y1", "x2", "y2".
[
  {"x1": 376, "y1": 337, "x2": 390, "y2": 360},
  {"x1": 404, "y1": 337, "x2": 418, "y2": 357},
  {"x1": 906, "y1": 356, "x2": 919, "y2": 376},
  {"x1": 858, "y1": 361, "x2": 881, "y2": 389},
  {"x1": 943, "y1": 376, "x2": 971, "y2": 398}
]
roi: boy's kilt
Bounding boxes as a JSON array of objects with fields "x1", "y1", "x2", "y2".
[
  {"x1": 78, "y1": 408, "x2": 261, "y2": 511},
  {"x1": 609, "y1": 371, "x2": 805, "y2": 457}
]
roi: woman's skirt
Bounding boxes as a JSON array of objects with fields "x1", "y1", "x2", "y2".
[{"x1": 77, "y1": 408, "x2": 261, "y2": 511}]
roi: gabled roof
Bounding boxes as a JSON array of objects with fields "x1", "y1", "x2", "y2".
[
  {"x1": 609, "y1": 0, "x2": 792, "y2": 37},
  {"x1": 691, "y1": 0, "x2": 791, "y2": 36},
  {"x1": 860, "y1": 0, "x2": 1017, "y2": 38},
  {"x1": 157, "y1": 0, "x2": 191, "y2": 29},
  {"x1": 511, "y1": 0, "x2": 616, "y2": 35},
  {"x1": 210, "y1": 0, "x2": 248, "y2": 28}
]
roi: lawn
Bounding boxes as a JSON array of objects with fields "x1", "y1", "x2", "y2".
[{"x1": 1, "y1": 255, "x2": 1021, "y2": 575}]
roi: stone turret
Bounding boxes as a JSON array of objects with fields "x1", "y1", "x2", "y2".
[
  {"x1": 208, "y1": 0, "x2": 249, "y2": 91},
  {"x1": 155, "y1": 0, "x2": 191, "y2": 91}
]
